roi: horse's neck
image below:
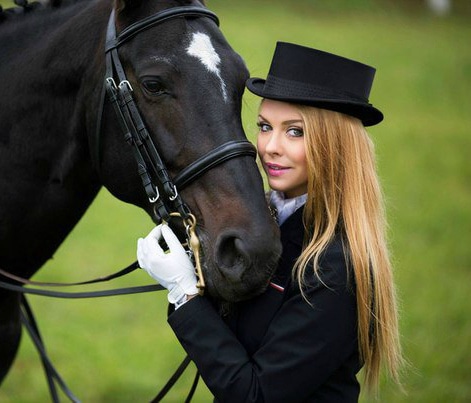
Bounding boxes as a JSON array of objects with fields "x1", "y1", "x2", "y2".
[{"x1": 0, "y1": 2, "x2": 107, "y2": 277}]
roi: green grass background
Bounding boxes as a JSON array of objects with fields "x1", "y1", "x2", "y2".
[{"x1": 1, "y1": 0, "x2": 470, "y2": 401}]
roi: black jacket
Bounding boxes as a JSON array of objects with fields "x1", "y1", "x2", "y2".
[{"x1": 168, "y1": 207, "x2": 361, "y2": 402}]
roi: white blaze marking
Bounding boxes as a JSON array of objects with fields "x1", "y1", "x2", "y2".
[{"x1": 186, "y1": 32, "x2": 228, "y2": 102}]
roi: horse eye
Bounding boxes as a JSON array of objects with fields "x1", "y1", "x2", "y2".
[{"x1": 142, "y1": 79, "x2": 166, "y2": 95}]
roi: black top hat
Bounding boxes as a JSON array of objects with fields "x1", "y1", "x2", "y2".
[{"x1": 246, "y1": 42, "x2": 383, "y2": 126}]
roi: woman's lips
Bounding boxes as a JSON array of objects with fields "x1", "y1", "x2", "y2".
[{"x1": 266, "y1": 162, "x2": 289, "y2": 177}]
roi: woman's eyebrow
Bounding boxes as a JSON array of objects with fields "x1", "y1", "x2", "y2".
[{"x1": 258, "y1": 114, "x2": 303, "y2": 126}]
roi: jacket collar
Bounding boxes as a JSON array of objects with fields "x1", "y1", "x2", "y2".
[{"x1": 280, "y1": 205, "x2": 305, "y2": 247}]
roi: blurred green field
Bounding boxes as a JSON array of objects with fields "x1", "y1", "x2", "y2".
[{"x1": 1, "y1": 0, "x2": 470, "y2": 402}]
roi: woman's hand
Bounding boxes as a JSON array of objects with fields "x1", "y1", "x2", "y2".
[{"x1": 137, "y1": 224, "x2": 198, "y2": 304}]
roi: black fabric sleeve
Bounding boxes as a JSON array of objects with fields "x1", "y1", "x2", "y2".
[{"x1": 168, "y1": 241, "x2": 358, "y2": 402}]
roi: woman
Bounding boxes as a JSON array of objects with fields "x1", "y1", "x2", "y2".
[{"x1": 137, "y1": 42, "x2": 403, "y2": 402}]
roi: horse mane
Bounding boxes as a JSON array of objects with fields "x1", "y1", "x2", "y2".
[
  {"x1": 0, "y1": 0, "x2": 81, "y2": 23},
  {"x1": 0, "y1": 0, "x2": 207, "y2": 23}
]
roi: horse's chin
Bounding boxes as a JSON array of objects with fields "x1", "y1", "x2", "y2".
[
  {"x1": 207, "y1": 283, "x2": 269, "y2": 303},
  {"x1": 203, "y1": 263, "x2": 273, "y2": 303}
]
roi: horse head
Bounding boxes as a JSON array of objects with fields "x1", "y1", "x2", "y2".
[{"x1": 89, "y1": 0, "x2": 281, "y2": 302}]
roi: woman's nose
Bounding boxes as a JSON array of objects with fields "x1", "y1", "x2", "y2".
[{"x1": 265, "y1": 132, "x2": 282, "y2": 155}]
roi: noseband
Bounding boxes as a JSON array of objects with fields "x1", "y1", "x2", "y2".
[{"x1": 100, "y1": 5, "x2": 257, "y2": 294}]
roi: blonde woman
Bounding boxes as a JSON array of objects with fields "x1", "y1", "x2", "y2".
[{"x1": 138, "y1": 42, "x2": 403, "y2": 402}]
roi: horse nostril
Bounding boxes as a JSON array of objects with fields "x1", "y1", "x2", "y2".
[
  {"x1": 212, "y1": 227, "x2": 281, "y2": 301},
  {"x1": 216, "y1": 232, "x2": 248, "y2": 281}
]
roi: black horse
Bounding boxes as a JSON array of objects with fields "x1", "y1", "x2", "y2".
[{"x1": 0, "y1": 0, "x2": 281, "y2": 386}]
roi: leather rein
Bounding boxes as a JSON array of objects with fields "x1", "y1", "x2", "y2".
[{"x1": 0, "y1": 5, "x2": 257, "y2": 402}]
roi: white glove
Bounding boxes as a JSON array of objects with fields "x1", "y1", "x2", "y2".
[{"x1": 137, "y1": 224, "x2": 198, "y2": 304}]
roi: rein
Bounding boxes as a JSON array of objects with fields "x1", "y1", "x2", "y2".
[
  {"x1": 0, "y1": 261, "x2": 167, "y2": 403},
  {"x1": 0, "y1": 262, "x2": 164, "y2": 299}
]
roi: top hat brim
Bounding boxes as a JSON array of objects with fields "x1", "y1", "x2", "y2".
[{"x1": 246, "y1": 77, "x2": 383, "y2": 127}]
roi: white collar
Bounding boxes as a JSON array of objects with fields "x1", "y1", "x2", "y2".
[{"x1": 269, "y1": 191, "x2": 307, "y2": 225}]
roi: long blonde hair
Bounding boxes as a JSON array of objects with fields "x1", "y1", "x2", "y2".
[{"x1": 293, "y1": 105, "x2": 403, "y2": 393}]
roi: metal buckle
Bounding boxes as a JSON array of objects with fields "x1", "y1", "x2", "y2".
[
  {"x1": 106, "y1": 77, "x2": 118, "y2": 89},
  {"x1": 119, "y1": 80, "x2": 133, "y2": 92},
  {"x1": 148, "y1": 186, "x2": 160, "y2": 203},
  {"x1": 167, "y1": 213, "x2": 205, "y2": 295},
  {"x1": 168, "y1": 185, "x2": 178, "y2": 201}
]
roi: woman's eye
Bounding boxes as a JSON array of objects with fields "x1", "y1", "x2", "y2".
[
  {"x1": 257, "y1": 122, "x2": 271, "y2": 132},
  {"x1": 288, "y1": 127, "x2": 304, "y2": 137},
  {"x1": 142, "y1": 79, "x2": 166, "y2": 95}
]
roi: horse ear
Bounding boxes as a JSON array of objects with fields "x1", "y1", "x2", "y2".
[
  {"x1": 114, "y1": 0, "x2": 126, "y2": 13},
  {"x1": 114, "y1": 0, "x2": 144, "y2": 13},
  {"x1": 179, "y1": 0, "x2": 207, "y2": 5}
]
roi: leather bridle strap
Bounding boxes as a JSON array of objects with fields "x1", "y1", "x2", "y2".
[
  {"x1": 0, "y1": 262, "x2": 139, "y2": 287},
  {"x1": 105, "y1": 6, "x2": 219, "y2": 51},
  {"x1": 21, "y1": 296, "x2": 81, "y2": 403},
  {"x1": 0, "y1": 262, "x2": 164, "y2": 299},
  {"x1": 0, "y1": 280, "x2": 163, "y2": 299},
  {"x1": 105, "y1": 10, "x2": 182, "y2": 221},
  {"x1": 174, "y1": 140, "x2": 256, "y2": 190},
  {"x1": 102, "y1": 6, "x2": 257, "y2": 222},
  {"x1": 104, "y1": 6, "x2": 218, "y2": 222}
]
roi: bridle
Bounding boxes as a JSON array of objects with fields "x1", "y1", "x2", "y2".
[
  {"x1": 103, "y1": 5, "x2": 256, "y2": 223},
  {"x1": 102, "y1": 5, "x2": 257, "y2": 294}
]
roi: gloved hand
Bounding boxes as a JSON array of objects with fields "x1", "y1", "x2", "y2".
[{"x1": 137, "y1": 224, "x2": 198, "y2": 305}]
